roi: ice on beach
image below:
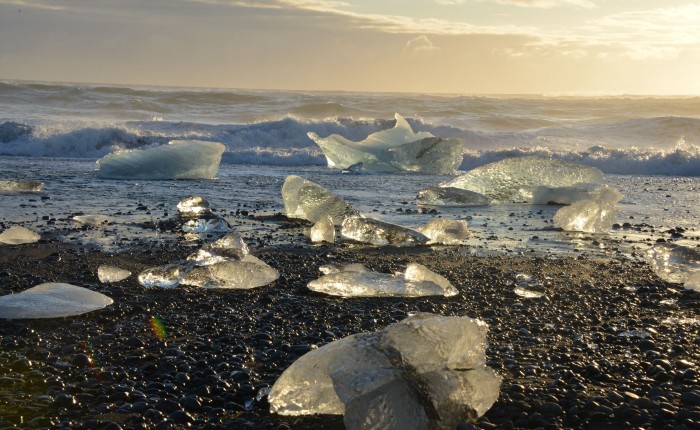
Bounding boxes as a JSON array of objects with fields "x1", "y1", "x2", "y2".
[
  {"x1": 182, "y1": 255, "x2": 279, "y2": 289},
  {"x1": 138, "y1": 263, "x2": 191, "y2": 288},
  {"x1": 341, "y1": 215, "x2": 429, "y2": 246},
  {"x1": 0, "y1": 225, "x2": 41, "y2": 245},
  {"x1": 177, "y1": 195, "x2": 213, "y2": 217},
  {"x1": 307, "y1": 113, "x2": 463, "y2": 174},
  {"x1": 0, "y1": 283, "x2": 113, "y2": 320},
  {"x1": 417, "y1": 186, "x2": 491, "y2": 207},
  {"x1": 187, "y1": 232, "x2": 250, "y2": 265},
  {"x1": 282, "y1": 175, "x2": 359, "y2": 225},
  {"x1": 97, "y1": 265, "x2": 132, "y2": 283},
  {"x1": 438, "y1": 157, "x2": 605, "y2": 204},
  {"x1": 553, "y1": 198, "x2": 619, "y2": 234},
  {"x1": 0, "y1": 180, "x2": 44, "y2": 192},
  {"x1": 646, "y1": 243, "x2": 700, "y2": 292},
  {"x1": 529, "y1": 184, "x2": 623, "y2": 206},
  {"x1": 181, "y1": 217, "x2": 230, "y2": 235},
  {"x1": 269, "y1": 313, "x2": 501, "y2": 429},
  {"x1": 307, "y1": 262, "x2": 457, "y2": 297},
  {"x1": 96, "y1": 140, "x2": 225, "y2": 180},
  {"x1": 417, "y1": 219, "x2": 470, "y2": 245},
  {"x1": 72, "y1": 215, "x2": 110, "y2": 226},
  {"x1": 310, "y1": 215, "x2": 336, "y2": 243}
]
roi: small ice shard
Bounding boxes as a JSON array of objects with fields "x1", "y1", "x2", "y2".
[
  {"x1": 0, "y1": 283, "x2": 113, "y2": 320},
  {"x1": 138, "y1": 263, "x2": 191, "y2": 288},
  {"x1": 341, "y1": 215, "x2": 428, "y2": 246},
  {"x1": 417, "y1": 219, "x2": 470, "y2": 245},
  {"x1": 307, "y1": 262, "x2": 457, "y2": 297},
  {"x1": 72, "y1": 215, "x2": 110, "y2": 226},
  {"x1": 187, "y1": 232, "x2": 249, "y2": 265},
  {"x1": 513, "y1": 286, "x2": 544, "y2": 298},
  {"x1": 439, "y1": 157, "x2": 605, "y2": 204},
  {"x1": 0, "y1": 226, "x2": 41, "y2": 245},
  {"x1": 177, "y1": 195, "x2": 212, "y2": 218},
  {"x1": 646, "y1": 243, "x2": 700, "y2": 291},
  {"x1": 96, "y1": 140, "x2": 225, "y2": 180},
  {"x1": 282, "y1": 175, "x2": 359, "y2": 225},
  {"x1": 181, "y1": 255, "x2": 279, "y2": 289},
  {"x1": 512, "y1": 272, "x2": 545, "y2": 298},
  {"x1": 310, "y1": 215, "x2": 336, "y2": 243},
  {"x1": 269, "y1": 313, "x2": 501, "y2": 429},
  {"x1": 308, "y1": 114, "x2": 463, "y2": 174},
  {"x1": 97, "y1": 265, "x2": 132, "y2": 283},
  {"x1": 0, "y1": 180, "x2": 44, "y2": 192},
  {"x1": 181, "y1": 217, "x2": 230, "y2": 235},
  {"x1": 417, "y1": 186, "x2": 490, "y2": 207}
]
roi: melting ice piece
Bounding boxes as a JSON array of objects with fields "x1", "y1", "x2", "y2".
[
  {"x1": 307, "y1": 114, "x2": 463, "y2": 174},
  {"x1": 417, "y1": 186, "x2": 490, "y2": 207},
  {"x1": 417, "y1": 219, "x2": 470, "y2": 245},
  {"x1": 187, "y1": 232, "x2": 250, "y2": 265},
  {"x1": 181, "y1": 217, "x2": 230, "y2": 235},
  {"x1": 310, "y1": 215, "x2": 336, "y2": 243},
  {"x1": 182, "y1": 255, "x2": 279, "y2": 289},
  {"x1": 269, "y1": 313, "x2": 501, "y2": 429},
  {"x1": 0, "y1": 226, "x2": 41, "y2": 245},
  {"x1": 97, "y1": 265, "x2": 132, "y2": 283},
  {"x1": 0, "y1": 180, "x2": 44, "y2": 192},
  {"x1": 177, "y1": 195, "x2": 212, "y2": 218},
  {"x1": 96, "y1": 140, "x2": 225, "y2": 180},
  {"x1": 307, "y1": 263, "x2": 457, "y2": 297},
  {"x1": 0, "y1": 283, "x2": 113, "y2": 320},
  {"x1": 529, "y1": 184, "x2": 622, "y2": 206},
  {"x1": 553, "y1": 199, "x2": 618, "y2": 234},
  {"x1": 646, "y1": 243, "x2": 700, "y2": 291},
  {"x1": 72, "y1": 215, "x2": 110, "y2": 226},
  {"x1": 341, "y1": 215, "x2": 428, "y2": 246},
  {"x1": 282, "y1": 175, "x2": 358, "y2": 225},
  {"x1": 138, "y1": 262, "x2": 191, "y2": 288},
  {"x1": 439, "y1": 157, "x2": 604, "y2": 204}
]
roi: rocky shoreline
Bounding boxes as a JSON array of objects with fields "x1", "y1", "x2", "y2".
[{"x1": 1, "y1": 240, "x2": 700, "y2": 429}]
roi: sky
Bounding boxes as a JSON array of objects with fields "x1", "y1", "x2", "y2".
[{"x1": 0, "y1": 0, "x2": 699, "y2": 95}]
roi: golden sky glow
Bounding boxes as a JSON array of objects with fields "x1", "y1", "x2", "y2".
[{"x1": 1, "y1": 0, "x2": 699, "y2": 94}]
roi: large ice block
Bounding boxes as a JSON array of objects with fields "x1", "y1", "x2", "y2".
[
  {"x1": 308, "y1": 114, "x2": 463, "y2": 174},
  {"x1": 552, "y1": 198, "x2": 619, "y2": 234},
  {"x1": 646, "y1": 243, "x2": 700, "y2": 291},
  {"x1": 182, "y1": 255, "x2": 279, "y2": 289},
  {"x1": 341, "y1": 215, "x2": 429, "y2": 246},
  {"x1": 0, "y1": 283, "x2": 113, "y2": 319},
  {"x1": 0, "y1": 226, "x2": 40, "y2": 245},
  {"x1": 417, "y1": 219, "x2": 470, "y2": 245},
  {"x1": 282, "y1": 175, "x2": 359, "y2": 225},
  {"x1": 269, "y1": 313, "x2": 501, "y2": 430},
  {"x1": 96, "y1": 140, "x2": 225, "y2": 180}
]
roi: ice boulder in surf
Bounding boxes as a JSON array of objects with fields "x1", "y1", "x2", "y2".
[
  {"x1": 552, "y1": 187, "x2": 623, "y2": 234},
  {"x1": 96, "y1": 140, "x2": 225, "y2": 180},
  {"x1": 0, "y1": 226, "x2": 41, "y2": 245},
  {"x1": 0, "y1": 283, "x2": 113, "y2": 319},
  {"x1": 282, "y1": 175, "x2": 358, "y2": 225},
  {"x1": 308, "y1": 113, "x2": 463, "y2": 174},
  {"x1": 646, "y1": 242, "x2": 700, "y2": 292},
  {"x1": 268, "y1": 313, "x2": 501, "y2": 430},
  {"x1": 341, "y1": 215, "x2": 428, "y2": 246}
]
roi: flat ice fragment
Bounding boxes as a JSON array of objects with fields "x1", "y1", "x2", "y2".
[
  {"x1": 646, "y1": 243, "x2": 700, "y2": 291},
  {"x1": 181, "y1": 255, "x2": 279, "y2": 289},
  {"x1": 97, "y1": 265, "x2": 132, "y2": 283},
  {"x1": 341, "y1": 215, "x2": 428, "y2": 246},
  {"x1": 0, "y1": 226, "x2": 41, "y2": 245},
  {"x1": 282, "y1": 175, "x2": 358, "y2": 225},
  {"x1": 0, "y1": 180, "x2": 44, "y2": 192},
  {"x1": 72, "y1": 215, "x2": 110, "y2": 226},
  {"x1": 187, "y1": 232, "x2": 249, "y2": 265},
  {"x1": 96, "y1": 140, "x2": 225, "y2": 180},
  {"x1": 182, "y1": 217, "x2": 230, "y2": 235},
  {"x1": 417, "y1": 219, "x2": 470, "y2": 245},
  {"x1": 553, "y1": 199, "x2": 618, "y2": 233},
  {"x1": 0, "y1": 283, "x2": 113, "y2": 319},
  {"x1": 513, "y1": 286, "x2": 544, "y2": 298},
  {"x1": 177, "y1": 195, "x2": 212, "y2": 217},
  {"x1": 138, "y1": 263, "x2": 191, "y2": 288},
  {"x1": 417, "y1": 186, "x2": 490, "y2": 207},
  {"x1": 269, "y1": 313, "x2": 501, "y2": 429},
  {"x1": 310, "y1": 215, "x2": 335, "y2": 243}
]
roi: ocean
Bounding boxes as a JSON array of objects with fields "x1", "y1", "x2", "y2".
[{"x1": 0, "y1": 80, "x2": 698, "y2": 257}]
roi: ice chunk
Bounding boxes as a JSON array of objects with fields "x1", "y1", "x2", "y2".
[
  {"x1": 177, "y1": 195, "x2": 212, "y2": 218},
  {"x1": 182, "y1": 255, "x2": 279, "y2": 289},
  {"x1": 307, "y1": 263, "x2": 457, "y2": 297},
  {"x1": 0, "y1": 283, "x2": 113, "y2": 320},
  {"x1": 529, "y1": 184, "x2": 623, "y2": 206},
  {"x1": 553, "y1": 199, "x2": 618, "y2": 234},
  {"x1": 310, "y1": 215, "x2": 336, "y2": 243},
  {"x1": 417, "y1": 219, "x2": 470, "y2": 245},
  {"x1": 97, "y1": 265, "x2": 132, "y2": 283},
  {"x1": 72, "y1": 215, "x2": 110, "y2": 226},
  {"x1": 308, "y1": 114, "x2": 463, "y2": 174},
  {"x1": 646, "y1": 243, "x2": 700, "y2": 291},
  {"x1": 439, "y1": 157, "x2": 605, "y2": 203},
  {"x1": 282, "y1": 175, "x2": 358, "y2": 225},
  {"x1": 138, "y1": 262, "x2": 191, "y2": 288},
  {"x1": 417, "y1": 186, "x2": 490, "y2": 207},
  {"x1": 341, "y1": 216, "x2": 428, "y2": 246},
  {"x1": 269, "y1": 313, "x2": 501, "y2": 429},
  {"x1": 96, "y1": 140, "x2": 225, "y2": 180},
  {"x1": 0, "y1": 226, "x2": 41, "y2": 245},
  {"x1": 187, "y1": 232, "x2": 249, "y2": 265},
  {"x1": 0, "y1": 180, "x2": 44, "y2": 192},
  {"x1": 181, "y1": 217, "x2": 230, "y2": 235}
]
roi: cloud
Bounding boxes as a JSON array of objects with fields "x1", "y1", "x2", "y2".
[
  {"x1": 403, "y1": 35, "x2": 441, "y2": 56},
  {"x1": 478, "y1": 0, "x2": 596, "y2": 8}
]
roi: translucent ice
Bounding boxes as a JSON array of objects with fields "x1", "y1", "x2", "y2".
[
  {"x1": 73, "y1": 215, "x2": 110, "y2": 226},
  {"x1": 177, "y1": 195, "x2": 213, "y2": 217},
  {"x1": 307, "y1": 263, "x2": 457, "y2": 297},
  {"x1": 310, "y1": 215, "x2": 336, "y2": 243},
  {"x1": 0, "y1": 283, "x2": 113, "y2": 320},
  {"x1": 181, "y1": 217, "x2": 230, "y2": 235},
  {"x1": 97, "y1": 265, "x2": 132, "y2": 283},
  {"x1": 553, "y1": 198, "x2": 619, "y2": 234},
  {"x1": 417, "y1": 219, "x2": 470, "y2": 245},
  {"x1": 138, "y1": 263, "x2": 191, "y2": 288},
  {"x1": 0, "y1": 226, "x2": 40, "y2": 245},
  {"x1": 282, "y1": 175, "x2": 358, "y2": 225},
  {"x1": 182, "y1": 255, "x2": 279, "y2": 289},
  {"x1": 341, "y1": 215, "x2": 428, "y2": 246},
  {"x1": 0, "y1": 180, "x2": 44, "y2": 192},
  {"x1": 417, "y1": 186, "x2": 490, "y2": 207},
  {"x1": 307, "y1": 114, "x2": 463, "y2": 174},
  {"x1": 529, "y1": 184, "x2": 623, "y2": 206},
  {"x1": 269, "y1": 313, "x2": 501, "y2": 429},
  {"x1": 646, "y1": 243, "x2": 700, "y2": 291},
  {"x1": 187, "y1": 232, "x2": 249, "y2": 265},
  {"x1": 96, "y1": 140, "x2": 225, "y2": 180},
  {"x1": 439, "y1": 157, "x2": 605, "y2": 203}
]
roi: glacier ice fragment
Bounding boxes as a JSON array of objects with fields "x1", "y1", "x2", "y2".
[
  {"x1": 181, "y1": 217, "x2": 230, "y2": 235},
  {"x1": 96, "y1": 140, "x2": 225, "y2": 180},
  {"x1": 181, "y1": 255, "x2": 279, "y2": 289},
  {"x1": 552, "y1": 199, "x2": 619, "y2": 234},
  {"x1": 646, "y1": 243, "x2": 700, "y2": 291},
  {"x1": 138, "y1": 263, "x2": 191, "y2": 288},
  {"x1": 177, "y1": 195, "x2": 212, "y2": 218},
  {"x1": 187, "y1": 232, "x2": 249, "y2": 265},
  {"x1": 97, "y1": 265, "x2": 132, "y2": 283},
  {"x1": 417, "y1": 186, "x2": 490, "y2": 207},
  {"x1": 310, "y1": 215, "x2": 336, "y2": 243},
  {"x1": 529, "y1": 184, "x2": 622, "y2": 205},
  {"x1": 341, "y1": 215, "x2": 428, "y2": 246},
  {"x1": 417, "y1": 219, "x2": 470, "y2": 245},
  {"x1": 282, "y1": 175, "x2": 358, "y2": 225},
  {"x1": 73, "y1": 215, "x2": 110, "y2": 226},
  {"x1": 0, "y1": 226, "x2": 40, "y2": 245},
  {"x1": 0, "y1": 180, "x2": 44, "y2": 192},
  {"x1": 0, "y1": 283, "x2": 113, "y2": 320}
]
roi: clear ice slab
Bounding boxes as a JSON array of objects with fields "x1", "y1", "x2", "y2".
[
  {"x1": 0, "y1": 283, "x2": 113, "y2": 319},
  {"x1": 417, "y1": 219, "x2": 470, "y2": 245},
  {"x1": 310, "y1": 215, "x2": 336, "y2": 243},
  {"x1": 552, "y1": 193, "x2": 621, "y2": 234},
  {"x1": 341, "y1": 216, "x2": 428, "y2": 246},
  {"x1": 187, "y1": 232, "x2": 250, "y2": 265},
  {"x1": 96, "y1": 140, "x2": 225, "y2": 180},
  {"x1": 646, "y1": 243, "x2": 700, "y2": 291},
  {"x1": 308, "y1": 113, "x2": 463, "y2": 174},
  {"x1": 97, "y1": 265, "x2": 132, "y2": 283},
  {"x1": 0, "y1": 180, "x2": 44, "y2": 192},
  {"x1": 282, "y1": 175, "x2": 359, "y2": 225},
  {"x1": 0, "y1": 226, "x2": 41, "y2": 245},
  {"x1": 182, "y1": 255, "x2": 279, "y2": 289},
  {"x1": 138, "y1": 262, "x2": 192, "y2": 288},
  {"x1": 269, "y1": 313, "x2": 501, "y2": 430},
  {"x1": 177, "y1": 195, "x2": 213, "y2": 217}
]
